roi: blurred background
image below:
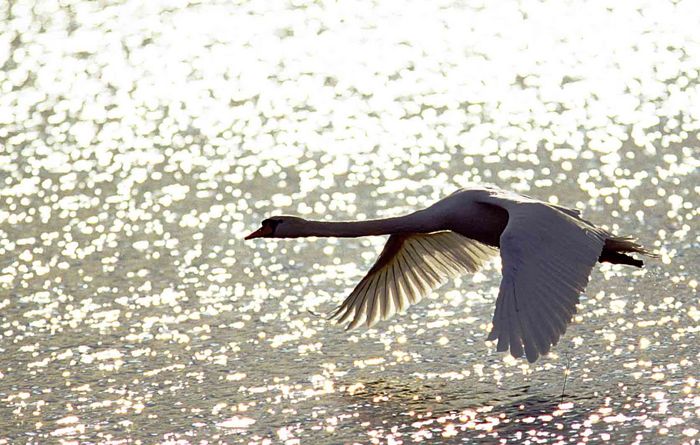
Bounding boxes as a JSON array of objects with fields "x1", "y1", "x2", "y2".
[{"x1": 0, "y1": 0, "x2": 698, "y2": 443}]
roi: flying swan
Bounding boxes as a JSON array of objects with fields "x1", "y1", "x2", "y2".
[{"x1": 246, "y1": 185, "x2": 655, "y2": 362}]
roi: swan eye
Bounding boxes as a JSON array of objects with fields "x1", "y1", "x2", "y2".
[{"x1": 262, "y1": 218, "x2": 283, "y2": 234}]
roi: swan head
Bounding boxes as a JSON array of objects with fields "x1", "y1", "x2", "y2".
[{"x1": 245, "y1": 216, "x2": 308, "y2": 239}]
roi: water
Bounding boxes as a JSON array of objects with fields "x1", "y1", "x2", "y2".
[{"x1": 1, "y1": 0, "x2": 698, "y2": 443}]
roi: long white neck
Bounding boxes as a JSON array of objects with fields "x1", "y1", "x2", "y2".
[{"x1": 290, "y1": 210, "x2": 442, "y2": 238}]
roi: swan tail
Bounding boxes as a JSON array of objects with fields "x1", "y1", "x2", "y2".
[{"x1": 598, "y1": 236, "x2": 658, "y2": 267}]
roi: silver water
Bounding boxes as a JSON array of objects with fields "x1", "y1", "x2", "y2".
[{"x1": 0, "y1": 0, "x2": 698, "y2": 443}]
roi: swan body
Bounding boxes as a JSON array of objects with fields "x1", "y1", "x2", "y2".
[{"x1": 246, "y1": 185, "x2": 655, "y2": 362}]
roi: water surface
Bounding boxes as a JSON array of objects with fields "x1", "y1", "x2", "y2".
[{"x1": 0, "y1": 0, "x2": 698, "y2": 443}]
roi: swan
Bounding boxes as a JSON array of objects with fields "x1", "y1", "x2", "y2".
[{"x1": 245, "y1": 185, "x2": 655, "y2": 362}]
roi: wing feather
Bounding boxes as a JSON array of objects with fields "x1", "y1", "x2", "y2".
[
  {"x1": 479, "y1": 195, "x2": 606, "y2": 362},
  {"x1": 406, "y1": 242, "x2": 440, "y2": 284},
  {"x1": 417, "y1": 237, "x2": 459, "y2": 275},
  {"x1": 336, "y1": 274, "x2": 374, "y2": 326},
  {"x1": 393, "y1": 263, "x2": 410, "y2": 313},
  {"x1": 506, "y1": 283, "x2": 525, "y2": 358},
  {"x1": 365, "y1": 275, "x2": 379, "y2": 328},
  {"x1": 403, "y1": 242, "x2": 437, "y2": 286},
  {"x1": 400, "y1": 248, "x2": 428, "y2": 303},
  {"x1": 398, "y1": 253, "x2": 421, "y2": 305},
  {"x1": 411, "y1": 239, "x2": 448, "y2": 283},
  {"x1": 331, "y1": 231, "x2": 498, "y2": 329},
  {"x1": 384, "y1": 265, "x2": 397, "y2": 318}
]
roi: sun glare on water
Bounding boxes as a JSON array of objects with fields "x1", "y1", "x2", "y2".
[{"x1": 0, "y1": 0, "x2": 698, "y2": 443}]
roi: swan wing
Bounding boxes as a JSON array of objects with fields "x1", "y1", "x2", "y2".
[
  {"x1": 331, "y1": 231, "x2": 497, "y2": 330},
  {"x1": 479, "y1": 196, "x2": 606, "y2": 362}
]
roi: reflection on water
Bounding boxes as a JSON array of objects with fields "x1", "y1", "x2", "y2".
[{"x1": 0, "y1": 0, "x2": 698, "y2": 443}]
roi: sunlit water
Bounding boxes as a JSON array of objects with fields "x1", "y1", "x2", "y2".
[{"x1": 1, "y1": 0, "x2": 699, "y2": 443}]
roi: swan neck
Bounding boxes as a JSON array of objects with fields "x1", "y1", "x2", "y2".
[{"x1": 298, "y1": 212, "x2": 437, "y2": 237}]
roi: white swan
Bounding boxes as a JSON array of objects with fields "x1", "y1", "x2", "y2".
[{"x1": 246, "y1": 185, "x2": 655, "y2": 362}]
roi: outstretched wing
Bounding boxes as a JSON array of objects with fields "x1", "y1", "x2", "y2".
[
  {"x1": 479, "y1": 196, "x2": 606, "y2": 362},
  {"x1": 331, "y1": 231, "x2": 497, "y2": 330}
]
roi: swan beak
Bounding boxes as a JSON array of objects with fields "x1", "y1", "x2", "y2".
[{"x1": 245, "y1": 225, "x2": 272, "y2": 240}]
